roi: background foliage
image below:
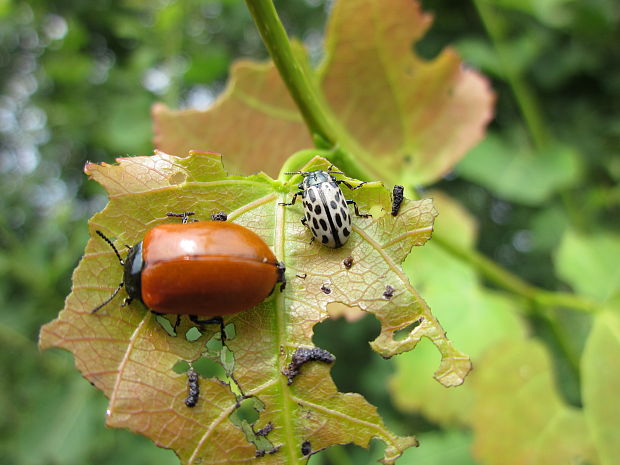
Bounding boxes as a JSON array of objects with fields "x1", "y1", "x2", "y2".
[{"x1": 1, "y1": 0, "x2": 618, "y2": 464}]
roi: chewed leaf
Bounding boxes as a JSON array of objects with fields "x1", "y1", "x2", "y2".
[
  {"x1": 39, "y1": 151, "x2": 469, "y2": 464},
  {"x1": 153, "y1": 61, "x2": 311, "y2": 177},
  {"x1": 154, "y1": 0, "x2": 493, "y2": 186},
  {"x1": 391, "y1": 193, "x2": 525, "y2": 425},
  {"x1": 320, "y1": 0, "x2": 493, "y2": 186}
]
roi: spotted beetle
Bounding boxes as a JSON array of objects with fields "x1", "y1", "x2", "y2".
[{"x1": 279, "y1": 169, "x2": 371, "y2": 248}]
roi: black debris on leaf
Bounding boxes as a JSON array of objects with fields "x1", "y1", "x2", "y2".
[
  {"x1": 283, "y1": 347, "x2": 336, "y2": 385},
  {"x1": 391, "y1": 185, "x2": 404, "y2": 216},
  {"x1": 184, "y1": 368, "x2": 200, "y2": 408}
]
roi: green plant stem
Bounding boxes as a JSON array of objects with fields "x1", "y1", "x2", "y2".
[
  {"x1": 472, "y1": 0, "x2": 549, "y2": 151},
  {"x1": 244, "y1": 0, "x2": 336, "y2": 146},
  {"x1": 431, "y1": 232, "x2": 599, "y2": 314},
  {"x1": 244, "y1": 0, "x2": 599, "y2": 315}
]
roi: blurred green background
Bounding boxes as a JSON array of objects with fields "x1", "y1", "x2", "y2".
[{"x1": 1, "y1": 0, "x2": 618, "y2": 464}]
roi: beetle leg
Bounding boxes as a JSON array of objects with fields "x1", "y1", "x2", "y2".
[
  {"x1": 166, "y1": 211, "x2": 195, "y2": 224},
  {"x1": 346, "y1": 199, "x2": 372, "y2": 218},
  {"x1": 173, "y1": 314, "x2": 182, "y2": 332},
  {"x1": 276, "y1": 261, "x2": 286, "y2": 291},
  {"x1": 190, "y1": 315, "x2": 226, "y2": 342},
  {"x1": 278, "y1": 191, "x2": 303, "y2": 206},
  {"x1": 337, "y1": 180, "x2": 367, "y2": 191},
  {"x1": 300, "y1": 216, "x2": 316, "y2": 245}
]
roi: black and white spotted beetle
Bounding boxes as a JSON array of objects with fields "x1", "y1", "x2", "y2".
[{"x1": 280, "y1": 168, "x2": 371, "y2": 248}]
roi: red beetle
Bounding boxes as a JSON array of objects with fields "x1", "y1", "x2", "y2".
[{"x1": 92, "y1": 212, "x2": 285, "y2": 328}]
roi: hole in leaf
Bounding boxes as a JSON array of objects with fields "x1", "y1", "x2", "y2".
[
  {"x1": 156, "y1": 315, "x2": 176, "y2": 337},
  {"x1": 229, "y1": 397, "x2": 276, "y2": 456},
  {"x1": 220, "y1": 345, "x2": 235, "y2": 375},
  {"x1": 193, "y1": 356, "x2": 226, "y2": 380},
  {"x1": 413, "y1": 34, "x2": 446, "y2": 61},
  {"x1": 394, "y1": 317, "x2": 423, "y2": 341},
  {"x1": 224, "y1": 323, "x2": 236, "y2": 340},
  {"x1": 312, "y1": 438, "x2": 387, "y2": 464},
  {"x1": 232, "y1": 397, "x2": 261, "y2": 424},
  {"x1": 172, "y1": 360, "x2": 190, "y2": 374},
  {"x1": 185, "y1": 326, "x2": 202, "y2": 342},
  {"x1": 313, "y1": 312, "x2": 382, "y2": 396}
]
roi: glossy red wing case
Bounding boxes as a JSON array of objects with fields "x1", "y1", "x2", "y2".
[{"x1": 141, "y1": 222, "x2": 279, "y2": 315}]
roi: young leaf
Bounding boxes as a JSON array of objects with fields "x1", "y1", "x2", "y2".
[
  {"x1": 457, "y1": 132, "x2": 581, "y2": 205},
  {"x1": 153, "y1": 0, "x2": 494, "y2": 186},
  {"x1": 470, "y1": 339, "x2": 595, "y2": 465},
  {"x1": 582, "y1": 311, "x2": 620, "y2": 465},
  {"x1": 391, "y1": 193, "x2": 526, "y2": 426},
  {"x1": 39, "y1": 151, "x2": 469, "y2": 464},
  {"x1": 153, "y1": 61, "x2": 312, "y2": 177},
  {"x1": 555, "y1": 230, "x2": 620, "y2": 305}
]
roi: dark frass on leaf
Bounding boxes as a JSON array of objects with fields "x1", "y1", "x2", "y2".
[
  {"x1": 283, "y1": 347, "x2": 336, "y2": 385},
  {"x1": 184, "y1": 368, "x2": 200, "y2": 408}
]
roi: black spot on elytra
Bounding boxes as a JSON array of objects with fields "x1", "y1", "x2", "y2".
[
  {"x1": 335, "y1": 213, "x2": 342, "y2": 227},
  {"x1": 343, "y1": 228, "x2": 350, "y2": 237},
  {"x1": 340, "y1": 207, "x2": 347, "y2": 217},
  {"x1": 335, "y1": 190, "x2": 341, "y2": 200},
  {"x1": 314, "y1": 204, "x2": 322, "y2": 214},
  {"x1": 308, "y1": 189, "x2": 316, "y2": 202},
  {"x1": 330, "y1": 200, "x2": 337, "y2": 209},
  {"x1": 319, "y1": 218, "x2": 328, "y2": 231},
  {"x1": 312, "y1": 218, "x2": 319, "y2": 229},
  {"x1": 322, "y1": 235, "x2": 328, "y2": 244}
]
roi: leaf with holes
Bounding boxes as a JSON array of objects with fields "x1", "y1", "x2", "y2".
[
  {"x1": 153, "y1": 0, "x2": 494, "y2": 186},
  {"x1": 39, "y1": 151, "x2": 470, "y2": 464}
]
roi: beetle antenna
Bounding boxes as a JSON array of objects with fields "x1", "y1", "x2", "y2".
[
  {"x1": 91, "y1": 282, "x2": 124, "y2": 313},
  {"x1": 285, "y1": 171, "x2": 307, "y2": 176},
  {"x1": 96, "y1": 230, "x2": 125, "y2": 266},
  {"x1": 325, "y1": 164, "x2": 343, "y2": 175}
]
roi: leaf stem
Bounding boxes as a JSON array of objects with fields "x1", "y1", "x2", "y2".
[
  {"x1": 244, "y1": 0, "x2": 336, "y2": 146},
  {"x1": 243, "y1": 0, "x2": 598, "y2": 328},
  {"x1": 431, "y1": 231, "x2": 599, "y2": 314}
]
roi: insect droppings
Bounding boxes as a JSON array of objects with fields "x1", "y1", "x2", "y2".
[
  {"x1": 283, "y1": 347, "x2": 336, "y2": 384},
  {"x1": 391, "y1": 185, "x2": 404, "y2": 216}
]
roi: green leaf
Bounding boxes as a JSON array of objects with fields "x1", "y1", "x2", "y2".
[
  {"x1": 555, "y1": 230, "x2": 620, "y2": 305},
  {"x1": 398, "y1": 430, "x2": 478, "y2": 465},
  {"x1": 582, "y1": 311, "x2": 620, "y2": 465},
  {"x1": 391, "y1": 192, "x2": 525, "y2": 425},
  {"x1": 153, "y1": 0, "x2": 494, "y2": 186},
  {"x1": 39, "y1": 151, "x2": 469, "y2": 464},
  {"x1": 153, "y1": 61, "x2": 313, "y2": 177},
  {"x1": 457, "y1": 132, "x2": 581, "y2": 205},
  {"x1": 470, "y1": 339, "x2": 595, "y2": 465}
]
